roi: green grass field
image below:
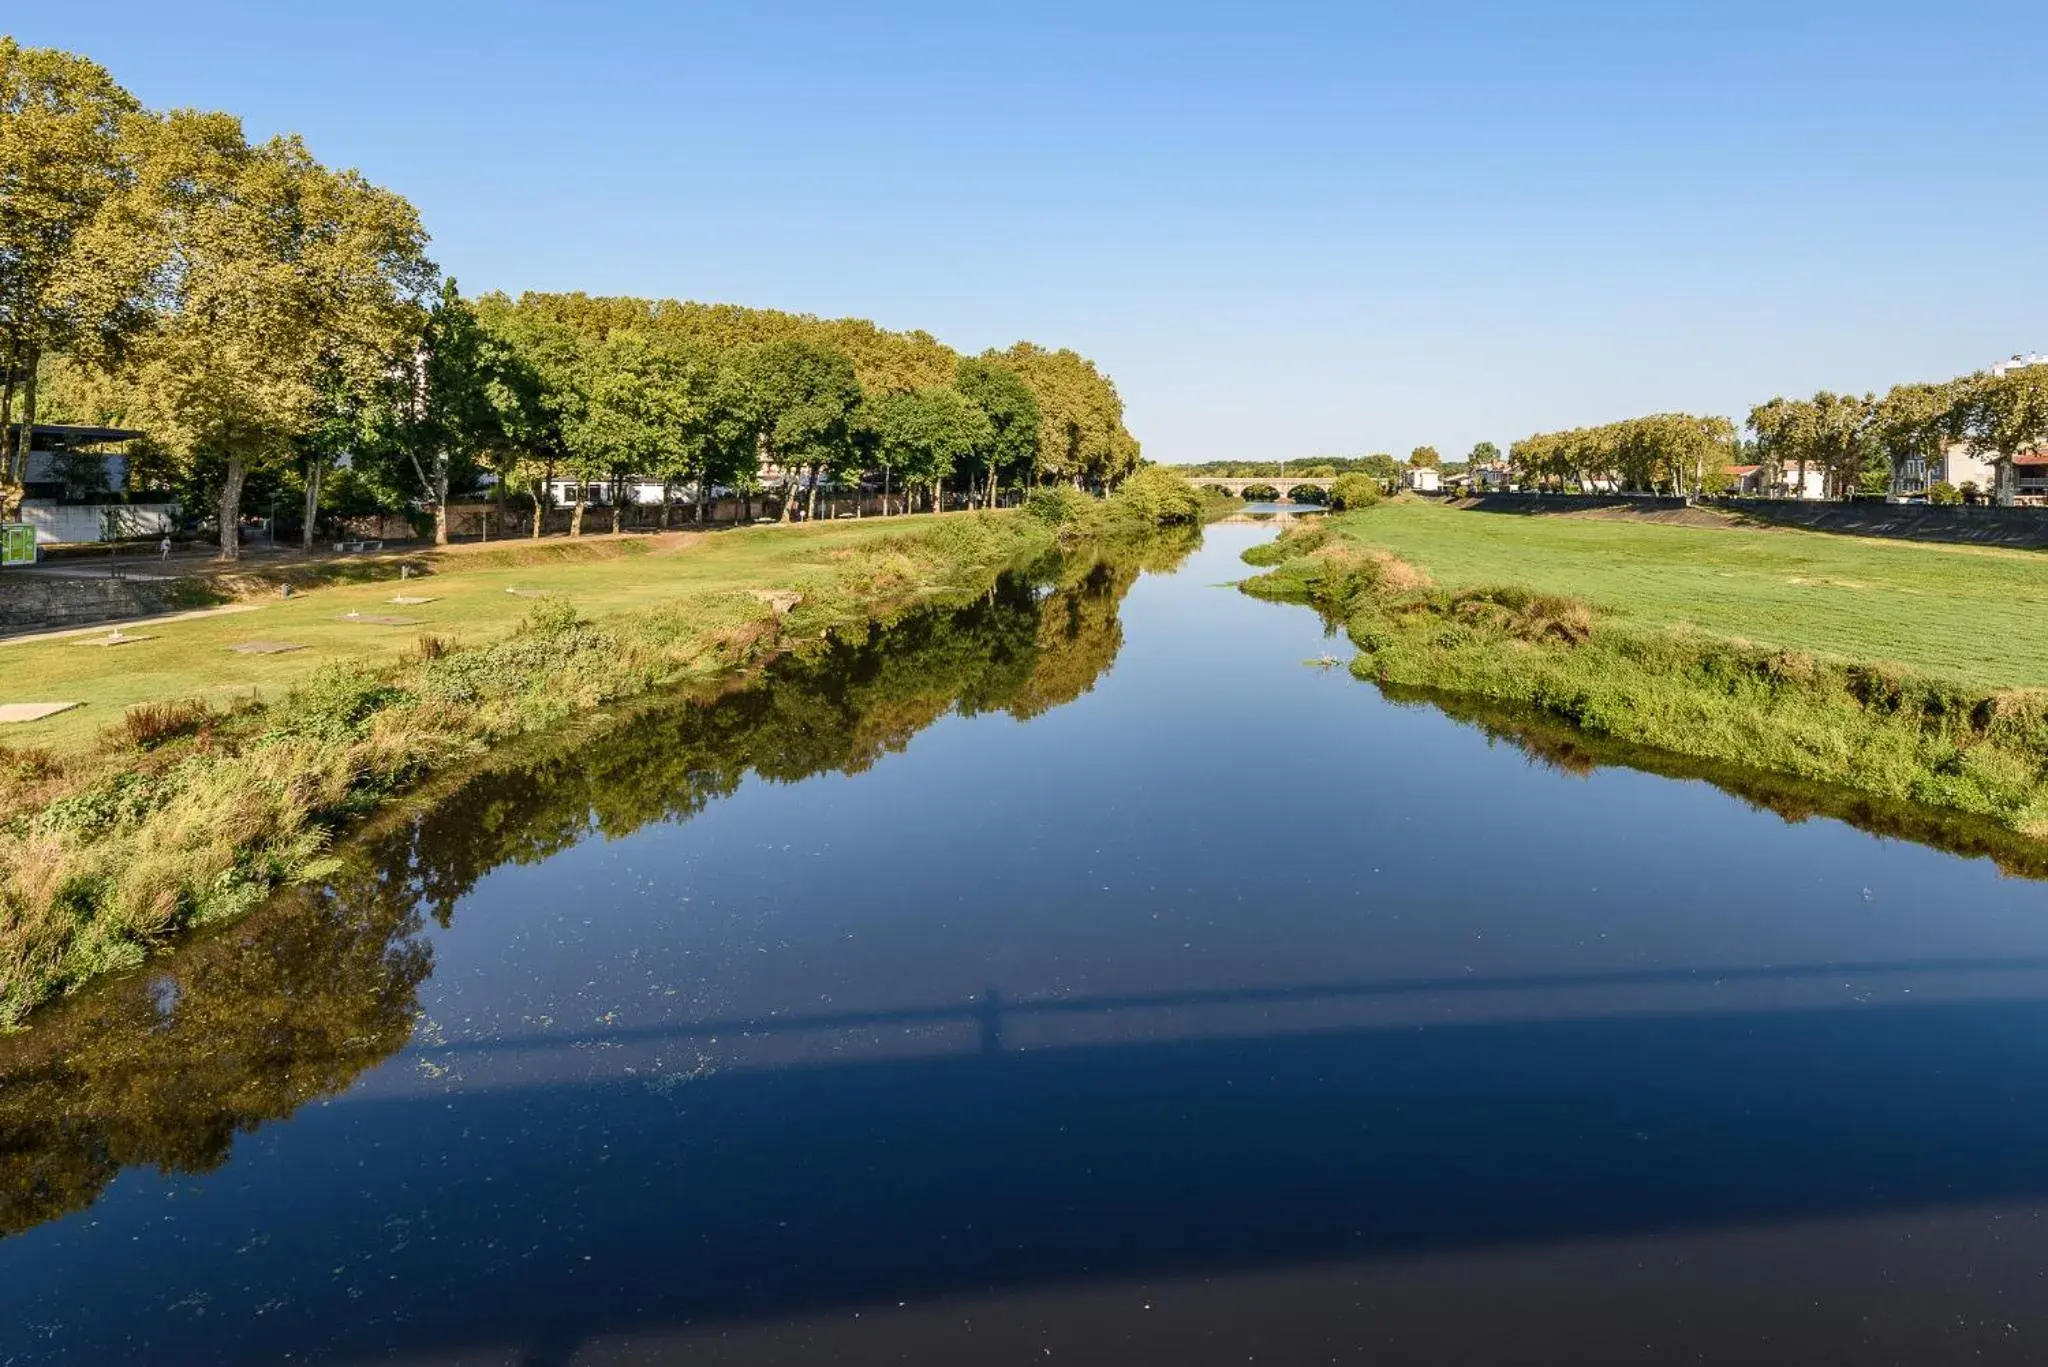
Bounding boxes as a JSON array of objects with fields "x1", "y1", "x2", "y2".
[
  {"x1": 1316, "y1": 500, "x2": 2048, "y2": 689},
  {"x1": 2, "y1": 518, "x2": 968, "y2": 754}
]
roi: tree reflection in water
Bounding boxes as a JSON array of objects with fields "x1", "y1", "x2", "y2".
[{"x1": 0, "y1": 532, "x2": 1195, "y2": 1241}]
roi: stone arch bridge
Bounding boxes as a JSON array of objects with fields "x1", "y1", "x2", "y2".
[{"x1": 1186, "y1": 477, "x2": 1327, "y2": 501}]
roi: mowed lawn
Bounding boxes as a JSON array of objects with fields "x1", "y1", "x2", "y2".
[
  {"x1": 1, "y1": 518, "x2": 951, "y2": 754},
  {"x1": 1320, "y1": 500, "x2": 2048, "y2": 690}
]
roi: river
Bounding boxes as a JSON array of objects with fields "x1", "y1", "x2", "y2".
[{"x1": 8, "y1": 522, "x2": 2048, "y2": 1365}]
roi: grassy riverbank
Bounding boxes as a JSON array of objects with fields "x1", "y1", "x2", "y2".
[
  {"x1": 1241, "y1": 502, "x2": 2048, "y2": 840},
  {"x1": 0, "y1": 480, "x2": 1200, "y2": 1026},
  {"x1": 1291, "y1": 499, "x2": 2048, "y2": 688}
]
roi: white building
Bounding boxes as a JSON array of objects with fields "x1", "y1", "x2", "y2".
[
  {"x1": 1726, "y1": 464, "x2": 1829, "y2": 499},
  {"x1": 1402, "y1": 466, "x2": 1441, "y2": 493},
  {"x1": 8, "y1": 423, "x2": 180, "y2": 544},
  {"x1": 545, "y1": 475, "x2": 670, "y2": 507}
]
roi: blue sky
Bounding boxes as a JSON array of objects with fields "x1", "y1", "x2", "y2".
[{"x1": 24, "y1": 2, "x2": 2048, "y2": 463}]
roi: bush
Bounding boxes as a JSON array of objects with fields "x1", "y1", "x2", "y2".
[
  {"x1": 1289, "y1": 483, "x2": 1329, "y2": 505},
  {"x1": 1240, "y1": 483, "x2": 1281, "y2": 502},
  {"x1": 117, "y1": 699, "x2": 212, "y2": 750},
  {"x1": 1108, "y1": 467, "x2": 1206, "y2": 525},
  {"x1": 1023, "y1": 486, "x2": 1095, "y2": 527},
  {"x1": 1328, "y1": 474, "x2": 1382, "y2": 510},
  {"x1": 1928, "y1": 481, "x2": 1963, "y2": 506}
]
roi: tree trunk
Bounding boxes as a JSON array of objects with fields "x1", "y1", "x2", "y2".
[
  {"x1": 779, "y1": 461, "x2": 797, "y2": 522},
  {"x1": 696, "y1": 466, "x2": 710, "y2": 524},
  {"x1": 661, "y1": 481, "x2": 674, "y2": 529},
  {"x1": 433, "y1": 473, "x2": 450, "y2": 545},
  {"x1": 217, "y1": 453, "x2": 247, "y2": 561},
  {"x1": 806, "y1": 464, "x2": 821, "y2": 522},
  {"x1": 611, "y1": 492, "x2": 623, "y2": 534},
  {"x1": 882, "y1": 466, "x2": 891, "y2": 516},
  {"x1": 0, "y1": 355, "x2": 14, "y2": 488},
  {"x1": 571, "y1": 498, "x2": 586, "y2": 536},
  {"x1": 5, "y1": 353, "x2": 37, "y2": 510},
  {"x1": 301, "y1": 459, "x2": 323, "y2": 553}
]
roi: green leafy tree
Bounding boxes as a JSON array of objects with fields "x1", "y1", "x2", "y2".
[
  {"x1": 1955, "y1": 366, "x2": 2048, "y2": 506},
  {"x1": 740, "y1": 339, "x2": 862, "y2": 522},
  {"x1": 1869, "y1": 381, "x2": 1961, "y2": 497},
  {"x1": 562, "y1": 329, "x2": 715, "y2": 533},
  {"x1": 954, "y1": 356, "x2": 1041, "y2": 507},
  {"x1": 376, "y1": 281, "x2": 502, "y2": 544},
  {"x1": 874, "y1": 386, "x2": 991, "y2": 514},
  {"x1": 1468, "y1": 440, "x2": 1502, "y2": 466},
  {"x1": 116, "y1": 112, "x2": 434, "y2": 557},
  {"x1": 471, "y1": 292, "x2": 576, "y2": 537},
  {"x1": 0, "y1": 40, "x2": 149, "y2": 511},
  {"x1": 1408, "y1": 445, "x2": 1441, "y2": 468},
  {"x1": 993, "y1": 342, "x2": 1138, "y2": 488}
]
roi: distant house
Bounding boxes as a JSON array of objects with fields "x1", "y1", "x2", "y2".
[
  {"x1": 1727, "y1": 464, "x2": 1828, "y2": 499},
  {"x1": 1403, "y1": 466, "x2": 1441, "y2": 493},
  {"x1": 1888, "y1": 442, "x2": 2001, "y2": 500},
  {"x1": 2014, "y1": 451, "x2": 2048, "y2": 500},
  {"x1": 545, "y1": 475, "x2": 670, "y2": 508},
  {"x1": 5, "y1": 423, "x2": 179, "y2": 545}
]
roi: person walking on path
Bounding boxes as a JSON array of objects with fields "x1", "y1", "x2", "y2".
[{"x1": 159, "y1": 535, "x2": 171, "y2": 564}]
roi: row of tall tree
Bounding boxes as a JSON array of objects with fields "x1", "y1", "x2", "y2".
[
  {"x1": 1509, "y1": 414, "x2": 1738, "y2": 497},
  {"x1": 1, "y1": 41, "x2": 1143, "y2": 556},
  {"x1": 1748, "y1": 368, "x2": 2048, "y2": 502},
  {"x1": 1505, "y1": 366, "x2": 2048, "y2": 503}
]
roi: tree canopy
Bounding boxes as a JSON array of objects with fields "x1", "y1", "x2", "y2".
[{"x1": 10, "y1": 39, "x2": 1142, "y2": 552}]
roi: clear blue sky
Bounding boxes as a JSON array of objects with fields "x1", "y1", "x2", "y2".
[{"x1": 24, "y1": 2, "x2": 2048, "y2": 464}]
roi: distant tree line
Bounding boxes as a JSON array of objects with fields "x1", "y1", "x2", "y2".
[
  {"x1": 1508, "y1": 415, "x2": 1738, "y2": 498},
  {"x1": 1507, "y1": 368, "x2": 2048, "y2": 504},
  {"x1": 0, "y1": 40, "x2": 1143, "y2": 556}
]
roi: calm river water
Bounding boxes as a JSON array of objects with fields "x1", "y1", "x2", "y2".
[{"x1": 10, "y1": 523, "x2": 2048, "y2": 1365}]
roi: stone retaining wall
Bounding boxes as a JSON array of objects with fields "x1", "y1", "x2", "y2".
[
  {"x1": 1448, "y1": 492, "x2": 2048, "y2": 550},
  {"x1": 0, "y1": 574, "x2": 183, "y2": 635}
]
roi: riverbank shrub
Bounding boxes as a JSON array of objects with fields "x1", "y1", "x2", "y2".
[
  {"x1": 1289, "y1": 483, "x2": 1329, "y2": 505},
  {"x1": 1107, "y1": 467, "x2": 1207, "y2": 526},
  {"x1": 1240, "y1": 537, "x2": 2048, "y2": 840},
  {"x1": 1024, "y1": 470, "x2": 1206, "y2": 536},
  {"x1": 1328, "y1": 474, "x2": 1382, "y2": 510},
  {"x1": 1240, "y1": 483, "x2": 1281, "y2": 502}
]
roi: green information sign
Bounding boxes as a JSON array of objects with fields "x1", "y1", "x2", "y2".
[{"x1": 2, "y1": 523, "x2": 37, "y2": 567}]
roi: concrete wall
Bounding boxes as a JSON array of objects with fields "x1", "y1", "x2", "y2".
[
  {"x1": 1448, "y1": 491, "x2": 2048, "y2": 550},
  {"x1": 0, "y1": 574, "x2": 182, "y2": 635},
  {"x1": 21, "y1": 501, "x2": 178, "y2": 545},
  {"x1": 1713, "y1": 498, "x2": 2048, "y2": 549}
]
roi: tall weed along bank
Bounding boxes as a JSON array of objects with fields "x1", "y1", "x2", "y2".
[{"x1": 1240, "y1": 521, "x2": 2048, "y2": 839}]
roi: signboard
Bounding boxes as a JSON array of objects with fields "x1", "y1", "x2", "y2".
[{"x1": 2, "y1": 523, "x2": 37, "y2": 567}]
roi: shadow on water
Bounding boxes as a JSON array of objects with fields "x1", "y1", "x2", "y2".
[
  {"x1": 0, "y1": 533, "x2": 1194, "y2": 1244},
  {"x1": 20, "y1": 988, "x2": 2048, "y2": 1363}
]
